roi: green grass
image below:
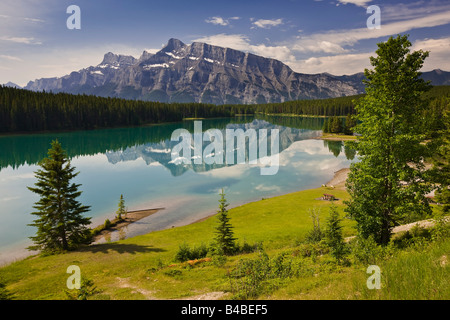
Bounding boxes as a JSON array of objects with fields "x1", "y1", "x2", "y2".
[
  {"x1": 321, "y1": 133, "x2": 357, "y2": 141},
  {"x1": 0, "y1": 186, "x2": 448, "y2": 300}
]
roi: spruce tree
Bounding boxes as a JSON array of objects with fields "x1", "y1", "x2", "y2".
[
  {"x1": 345, "y1": 34, "x2": 433, "y2": 245},
  {"x1": 325, "y1": 203, "x2": 347, "y2": 263},
  {"x1": 214, "y1": 189, "x2": 236, "y2": 255},
  {"x1": 344, "y1": 114, "x2": 356, "y2": 135},
  {"x1": 116, "y1": 194, "x2": 126, "y2": 220},
  {"x1": 28, "y1": 140, "x2": 92, "y2": 253}
]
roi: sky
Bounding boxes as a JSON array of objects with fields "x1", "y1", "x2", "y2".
[{"x1": 1, "y1": 0, "x2": 450, "y2": 87}]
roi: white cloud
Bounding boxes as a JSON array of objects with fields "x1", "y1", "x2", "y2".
[
  {"x1": 382, "y1": 1, "x2": 450, "y2": 23},
  {"x1": 23, "y1": 17, "x2": 45, "y2": 23},
  {"x1": 192, "y1": 33, "x2": 296, "y2": 64},
  {"x1": 291, "y1": 52, "x2": 372, "y2": 75},
  {"x1": 0, "y1": 36, "x2": 41, "y2": 45},
  {"x1": 289, "y1": 36, "x2": 450, "y2": 75},
  {"x1": 292, "y1": 9, "x2": 450, "y2": 54},
  {"x1": 412, "y1": 36, "x2": 450, "y2": 71},
  {"x1": 0, "y1": 54, "x2": 22, "y2": 61},
  {"x1": 192, "y1": 34, "x2": 251, "y2": 51},
  {"x1": 252, "y1": 18, "x2": 283, "y2": 29},
  {"x1": 338, "y1": 0, "x2": 372, "y2": 7},
  {"x1": 205, "y1": 16, "x2": 230, "y2": 26},
  {"x1": 205, "y1": 16, "x2": 241, "y2": 26}
]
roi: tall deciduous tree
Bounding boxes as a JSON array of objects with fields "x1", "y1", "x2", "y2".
[
  {"x1": 28, "y1": 140, "x2": 92, "y2": 253},
  {"x1": 345, "y1": 34, "x2": 433, "y2": 245},
  {"x1": 214, "y1": 189, "x2": 236, "y2": 255}
]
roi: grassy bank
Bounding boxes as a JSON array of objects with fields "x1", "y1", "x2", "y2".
[
  {"x1": 0, "y1": 186, "x2": 448, "y2": 300},
  {"x1": 320, "y1": 133, "x2": 357, "y2": 141}
]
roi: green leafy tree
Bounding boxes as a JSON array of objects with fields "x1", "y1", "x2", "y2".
[
  {"x1": 28, "y1": 140, "x2": 92, "y2": 253},
  {"x1": 345, "y1": 34, "x2": 433, "y2": 245},
  {"x1": 214, "y1": 189, "x2": 237, "y2": 255},
  {"x1": 116, "y1": 194, "x2": 126, "y2": 220},
  {"x1": 324, "y1": 203, "x2": 347, "y2": 263}
]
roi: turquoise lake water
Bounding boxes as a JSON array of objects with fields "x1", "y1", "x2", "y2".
[{"x1": 0, "y1": 116, "x2": 355, "y2": 264}]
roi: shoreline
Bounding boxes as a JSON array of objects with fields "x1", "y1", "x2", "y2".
[
  {"x1": 0, "y1": 168, "x2": 350, "y2": 266},
  {"x1": 91, "y1": 208, "x2": 164, "y2": 243}
]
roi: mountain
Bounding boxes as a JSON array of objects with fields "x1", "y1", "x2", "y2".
[
  {"x1": 421, "y1": 69, "x2": 450, "y2": 86},
  {"x1": 105, "y1": 118, "x2": 322, "y2": 176},
  {"x1": 24, "y1": 38, "x2": 363, "y2": 104},
  {"x1": 2, "y1": 82, "x2": 22, "y2": 89},
  {"x1": 23, "y1": 39, "x2": 450, "y2": 104}
]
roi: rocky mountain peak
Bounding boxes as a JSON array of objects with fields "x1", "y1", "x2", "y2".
[
  {"x1": 161, "y1": 38, "x2": 186, "y2": 53},
  {"x1": 99, "y1": 52, "x2": 137, "y2": 67}
]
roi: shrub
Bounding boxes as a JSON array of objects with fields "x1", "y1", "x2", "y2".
[
  {"x1": 430, "y1": 211, "x2": 450, "y2": 241},
  {"x1": 65, "y1": 278, "x2": 98, "y2": 300},
  {"x1": 175, "y1": 242, "x2": 209, "y2": 262},
  {"x1": 350, "y1": 235, "x2": 384, "y2": 265},
  {"x1": 104, "y1": 219, "x2": 112, "y2": 229},
  {"x1": 393, "y1": 225, "x2": 432, "y2": 249},
  {"x1": 305, "y1": 208, "x2": 324, "y2": 243},
  {"x1": 228, "y1": 249, "x2": 303, "y2": 299}
]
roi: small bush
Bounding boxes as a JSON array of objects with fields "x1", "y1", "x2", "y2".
[
  {"x1": 175, "y1": 242, "x2": 209, "y2": 262},
  {"x1": 164, "y1": 269, "x2": 182, "y2": 278},
  {"x1": 431, "y1": 212, "x2": 450, "y2": 241},
  {"x1": 305, "y1": 208, "x2": 324, "y2": 243},
  {"x1": 228, "y1": 249, "x2": 303, "y2": 299},
  {"x1": 104, "y1": 219, "x2": 112, "y2": 229},
  {"x1": 393, "y1": 225, "x2": 432, "y2": 249},
  {"x1": 350, "y1": 235, "x2": 384, "y2": 265},
  {"x1": 236, "y1": 240, "x2": 263, "y2": 254}
]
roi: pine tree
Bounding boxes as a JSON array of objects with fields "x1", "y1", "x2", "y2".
[
  {"x1": 27, "y1": 140, "x2": 92, "y2": 253},
  {"x1": 344, "y1": 114, "x2": 356, "y2": 135},
  {"x1": 322, "y1": 118, "x2": 329, "y2": 133},
  {"x1": 325, "y1": 203, "x2": 347, "y2": 263},
  {"x1": 214, "y1": 189, "x2": 236, "y2": 255},
  {"x1": 329, "y1": 116, "x2": 343, "y2": 133},
  {"x1": 116, "y1": 194, "x2": 126, "y2": 220}
]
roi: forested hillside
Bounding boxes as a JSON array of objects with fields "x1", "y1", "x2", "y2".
[{"x1": 1, "y1": 85, "x2": 449, "y2": 133}]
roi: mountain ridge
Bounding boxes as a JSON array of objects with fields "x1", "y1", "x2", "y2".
[{"x1": 23, "y1": 38, "x2": 450, "y2": 104}]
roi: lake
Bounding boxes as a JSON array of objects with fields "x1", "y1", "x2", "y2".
[{"x1": 0, "y1": 115, "x2": 355, "y2": 265}]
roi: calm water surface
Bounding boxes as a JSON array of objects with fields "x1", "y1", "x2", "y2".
[{"x1": 0, "y1": 116, "x2": 355, "y2": 264}]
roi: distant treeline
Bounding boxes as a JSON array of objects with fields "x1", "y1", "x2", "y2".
[
  {"x1": 1, "y1": 85, "x2": 449, "y2": 134},
  {"x1": 0, "y1": 86, "x2": 253, "y2": 133},
  {"x1": 255, "y1": 94, "x2": 363, "y2": 116}
]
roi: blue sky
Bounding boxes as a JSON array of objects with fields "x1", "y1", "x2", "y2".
[{"x1": 1, "y1": 0, "x2": 450, "y2": 86}]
